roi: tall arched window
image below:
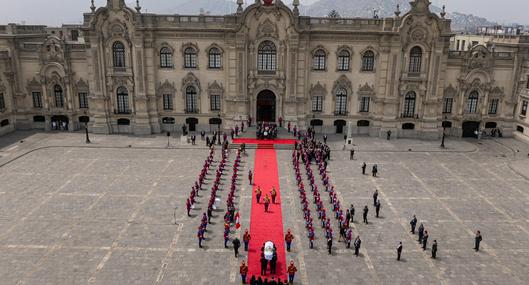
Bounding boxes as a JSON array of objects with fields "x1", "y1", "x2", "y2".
[
  {"x1": 466, "y1": 91, "x2": 479, "y2": 114},
  {"x1": 335, "y1": 88, "x2": 347, "y2": 115},
  {"x1": 185, "y1": 86, "x2": 198, "y2": 113},
  {"x1": 208, "y1": 47, "x2": 222, "y2": 69},
  {"x1": 160, "y1": 47, "x2": 173, "y2": 68},
  {"x1": 112, "y1": 41, "x2": 125, "y2": 68},
  {"x1": 403, "y1": 91, "x2": 416, "y2": 118},
  {"x1": 258, "y1": 41, "x2": 277, "y2": 72},
  {"x1": 337, "y1": 50, "x2": 350, "y2": 71},
  {"x1": 54, "y1": 85, "x2": 64, "y2": 108},
  {"x1": 313, "y1": 49, "x2": 326, "y2": 71},
  {"x1": 184, "y1": 47, "x2": 197, "y2": 68},
  {"x1": 362, "y1": 50, "x2": 375, "y2": 71},
  {"x1": 409, "y1": 46, "x2": 422, "y2": 73},
  {"x1": 116, "y1": 86, "x2": 129, "y2": 114}
]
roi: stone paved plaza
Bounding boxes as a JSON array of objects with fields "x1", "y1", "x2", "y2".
[{"x1": 1, "y1": 131, "x2": 529, "y2": 284}]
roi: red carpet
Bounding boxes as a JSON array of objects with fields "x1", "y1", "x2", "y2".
[
  {"x1": 233, "y1": 138, "x2": 296, "y2": 145},
  {"x1": 247, "y1": 146, "x2": 287, "y2": 280}
]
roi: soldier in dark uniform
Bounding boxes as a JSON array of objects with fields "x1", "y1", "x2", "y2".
[
  {"x1": 354, "y1": 236, "x2": 361, "y2": 257},
  {"x1": 233, "y1": 237, "x2": 241, "y2": 257},
  {"x1": 432, "y1": 240, "x2": 438, "y2": 259},
  {"x1": 361, "y1": 162, "x2": 367, "y2": 175},
  {"x1": 327, "y1": 237, "x2": 333, "y2": 254},
  {"x1": 422, "y1": 230, "x2": 429, "y2": 250},
  {"x1": 350, "y1": 204, "x2": 355, "y2": 223},
  {"x1": 397, "y1": 241, "x2": 402, "y2": 260},
  {"x1": 474, "y1": 230, "x2": 482, "y2": 251},
  {"x1": 363, "y1": 205, "x2": 369, "y2": 224},
  {"x1": 375, "y1": 200, "x2": 381, "y2": 218},
  {"x1": 418, "y1": 223, "x2": 424, "y2": 243},
  {"x1": 373, "y1": 189, "x2": 378, "y2": 206},
  {"x1": 410, "y1": 215, "x2": 417, "y2": 234}
]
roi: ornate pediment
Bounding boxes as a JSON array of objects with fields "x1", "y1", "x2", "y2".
[
  {"x1": 309, "y1": 82, "x2": 326, "y2": 96},
  {"x1": 182, "y1": 72, "x2": 201, "y2": 93},
  {"x1": 157, "y1": 80, "x2": 175, "y2": 94},
  {"x1": 257, "y1": 18, "x2": 278, "y2": 39},
  {"x1": 208, "y1": 81, "x2": 224, "y2": 92},
  {"x1": 40, "y1": 36, "x2": 65, "y2": 65},
  {"x1": 76, "y1": 78, "x2": 89, "y2": 91},
  {"x1": 332, "y1": 75, "x2": 352, "y2": 93},
  {"x1": 357, "y1": 83, "x2": 375, "y2": 96},
  {"x1": 27, "y1": 77, "x2": 41, "y2": 91},
  {"x1": 490, "y1": 86, "x2": 504, "y2": 97},
  {"x1": 444, "y1": 84, "x2": 457, "y2": 97}
]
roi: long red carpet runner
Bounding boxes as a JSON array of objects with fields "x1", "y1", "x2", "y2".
[{"x1": 243, "y1": 139, "x2": 291, "y2": 280}]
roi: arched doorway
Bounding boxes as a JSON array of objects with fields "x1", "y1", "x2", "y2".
[
  {"x1": 334, "y1": 120, "x2": 346, "y2": 134},
  {"x1": 256, "y1": 90, "x2": 276, "y2": 123},
  {"x1": 462, "y1": 121, "x2": 480, "y2": 138}
]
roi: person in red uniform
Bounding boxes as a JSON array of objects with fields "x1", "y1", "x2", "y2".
[
  {"x1": 285, "y1": 229, "x2": 295, "y2": 252},
  {"x1": 243, "y1": 229, "x2": 251, "y2": 251},
  {"x1": 287, "y1": 260, "x2": 297, "y2": 284},
  {"x1": 240, "y1": 261, "x2": 249, "y2": 284}
]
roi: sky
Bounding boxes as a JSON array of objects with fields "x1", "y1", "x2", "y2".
[{"x1": 0, "y1": 0, "x2": 527, "y2": 26}]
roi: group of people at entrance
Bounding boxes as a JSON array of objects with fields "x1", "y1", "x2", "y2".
[{"x1": 256, "y1": 122, "x2": 278, "y2": 140}]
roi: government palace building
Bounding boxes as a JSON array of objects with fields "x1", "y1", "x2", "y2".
[{"x1": 0, "y1": 0, "x2": 529, "y2": 141}]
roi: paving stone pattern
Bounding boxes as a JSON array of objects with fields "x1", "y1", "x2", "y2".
[{"x1": 0, "y1": 131, "x2": 528, "y2": 284}]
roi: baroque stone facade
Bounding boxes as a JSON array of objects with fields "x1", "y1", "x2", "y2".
[{"x1": 0, "y1": 0, "x2": 527, "y2": 139}]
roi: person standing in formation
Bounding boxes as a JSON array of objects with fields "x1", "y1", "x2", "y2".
[
  {"x1": 350, "y1": 204, "x2": 355, "y2": 223},
  {"x1": 363, "y1": 205, "x2": 369, "y2": 224},
  {"x1": 240, "y1": 261, "x2": 248, "y2": 284},
  {"x1": 248, "y1": 170, "x2": 253, "y2": 185},
  {"x1": 361, "y1": 162, "x2": 367, "y2": 175},
  {"x1": 474, "y1": 230, "x2": 482, "y2": 252},
  {"x1": 373, "y1": 189, "x2": 378, "y2": 206},
  {"x1": 432, "y1": 240, "x2": 438, "y2": 259},
  {"x1": 287, "y1": 261, "x2": 297, "y2": 284},
  {"x1": 271, "y1": 187, "x2": 277, "y2": 204},
  {"x1": 263, "y1": 194, "x2": 271, "y2": 212},
  {"x1": 410, "y1": 215, "x2": 417, "y2": 234},
  {"x1": 255, "y1": 187, "x2": 262, "y2": 204},
  {"x1": 375, "y1": 200, "x2": 381, "y2": 218},
  {"x1": 418, "y1": 223, "x2": 424, "y2": 243},
  {"x1": 397, "y1": 241, "x2": 403, "y2": 261},
  {"x1": 233, "y1": 237, "x2": 241, "y2": 257},
  {"x1": 354, "y1": 236, "x2": 362, "y2": 257},
  {"x1": 422, "y1": 230, "x2": 429, "y2": 250},
  {"x1": 285, "y1": 229, "x2": 295, "y2": 252},
  {"x1": 243, "y1": 229, "x2": 251, "y2": 251}
]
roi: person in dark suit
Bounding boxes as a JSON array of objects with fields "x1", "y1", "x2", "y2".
[
  {"x1": 410, "y1": 215, "x2": 417, "y2": 234},
  {"x1": 354, "y1": 236, "x2": 361, "y2": 257},
  {"x1": 260, "y1": 255, "x2": 268, "y2": 275},
  {"x1": 422, "y1": 230, "x2": 429, "y2": 250},
  {"x1": 327, "y1": 237, "x2": 333, "y2": 254},
  {"x1": 397, "y1": 241, "x2": 403, "y2": 261},
  {"x1": 474, "y1": 230, "x2": 482, "y2": 251},
  {"x1": 432, "y1": 240, "x2": 438, "y2": 259},
  {"x1": 363, "y1": 206, "x2": 369, "y2": 224}
]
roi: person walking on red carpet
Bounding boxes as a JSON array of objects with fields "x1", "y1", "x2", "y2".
[
  {"x1": 243, "y1": 229, "x2": 251, "y2": 251},
  {"x1": 271, "y1": 187, "x2": 277, "y2": 204},
  {"x1": 263, "y1": 194, "x2": 271, "y2": 212},
  {"x1": 255, "y1": 187, "x2": 262, "y2": 204},
  {"x1": 287, "y1": 260, "x2": 297, "y2": 284},
  {"x1": 285, "y1": 229, "x2": 295, "y2": 252}
]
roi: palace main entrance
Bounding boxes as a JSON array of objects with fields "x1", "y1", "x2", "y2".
[{"x1": 256, "y1": 90, "x2": 276, "y2": 123}]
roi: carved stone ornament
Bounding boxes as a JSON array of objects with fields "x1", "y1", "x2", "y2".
[
  {"x1": 332, "y1": 75, "x2": 352, "y2": 93},
  {"x1": 357, "y1": 83, "x2": 375, "y2": 96},
  {"x1": 444, "y1": 84, "x2": 457, "y2": 97},
  {"x1": 40, "y1": 36, "x2": 65, "y2": 65},
  {"x1": 257, "y1": 19, "x2": 278, "y2": 39},
  {"x1": 157, "y1": 80, "x2": 175, "y2": 97},
  {"x1": 309, "y1": 82, "x2": 326, "y2": 96},
  {"x1": 182, "y1": 72, "x2": 201, "y2": 92}
]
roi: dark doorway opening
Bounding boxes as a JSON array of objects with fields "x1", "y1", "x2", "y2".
[
  {"x1": 462, "y1": 121, "x2": 480, "y2": 138},
  {"x1": 256, "y1": 90, "x2": 276, "y2": 123},
  {"x1": 334, "y1": 120, "x2": 346, "y2": 134},
  {"x1": 186, "y1": 117, "x2": 199, "y2": 132},
  {"x1": 485, "y1": 122, "x2": 497, "y2": 129}
]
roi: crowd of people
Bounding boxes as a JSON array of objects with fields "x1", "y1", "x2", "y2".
[{"x1": 256, "y1": 122, "x2": 278, "y2": 140}]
